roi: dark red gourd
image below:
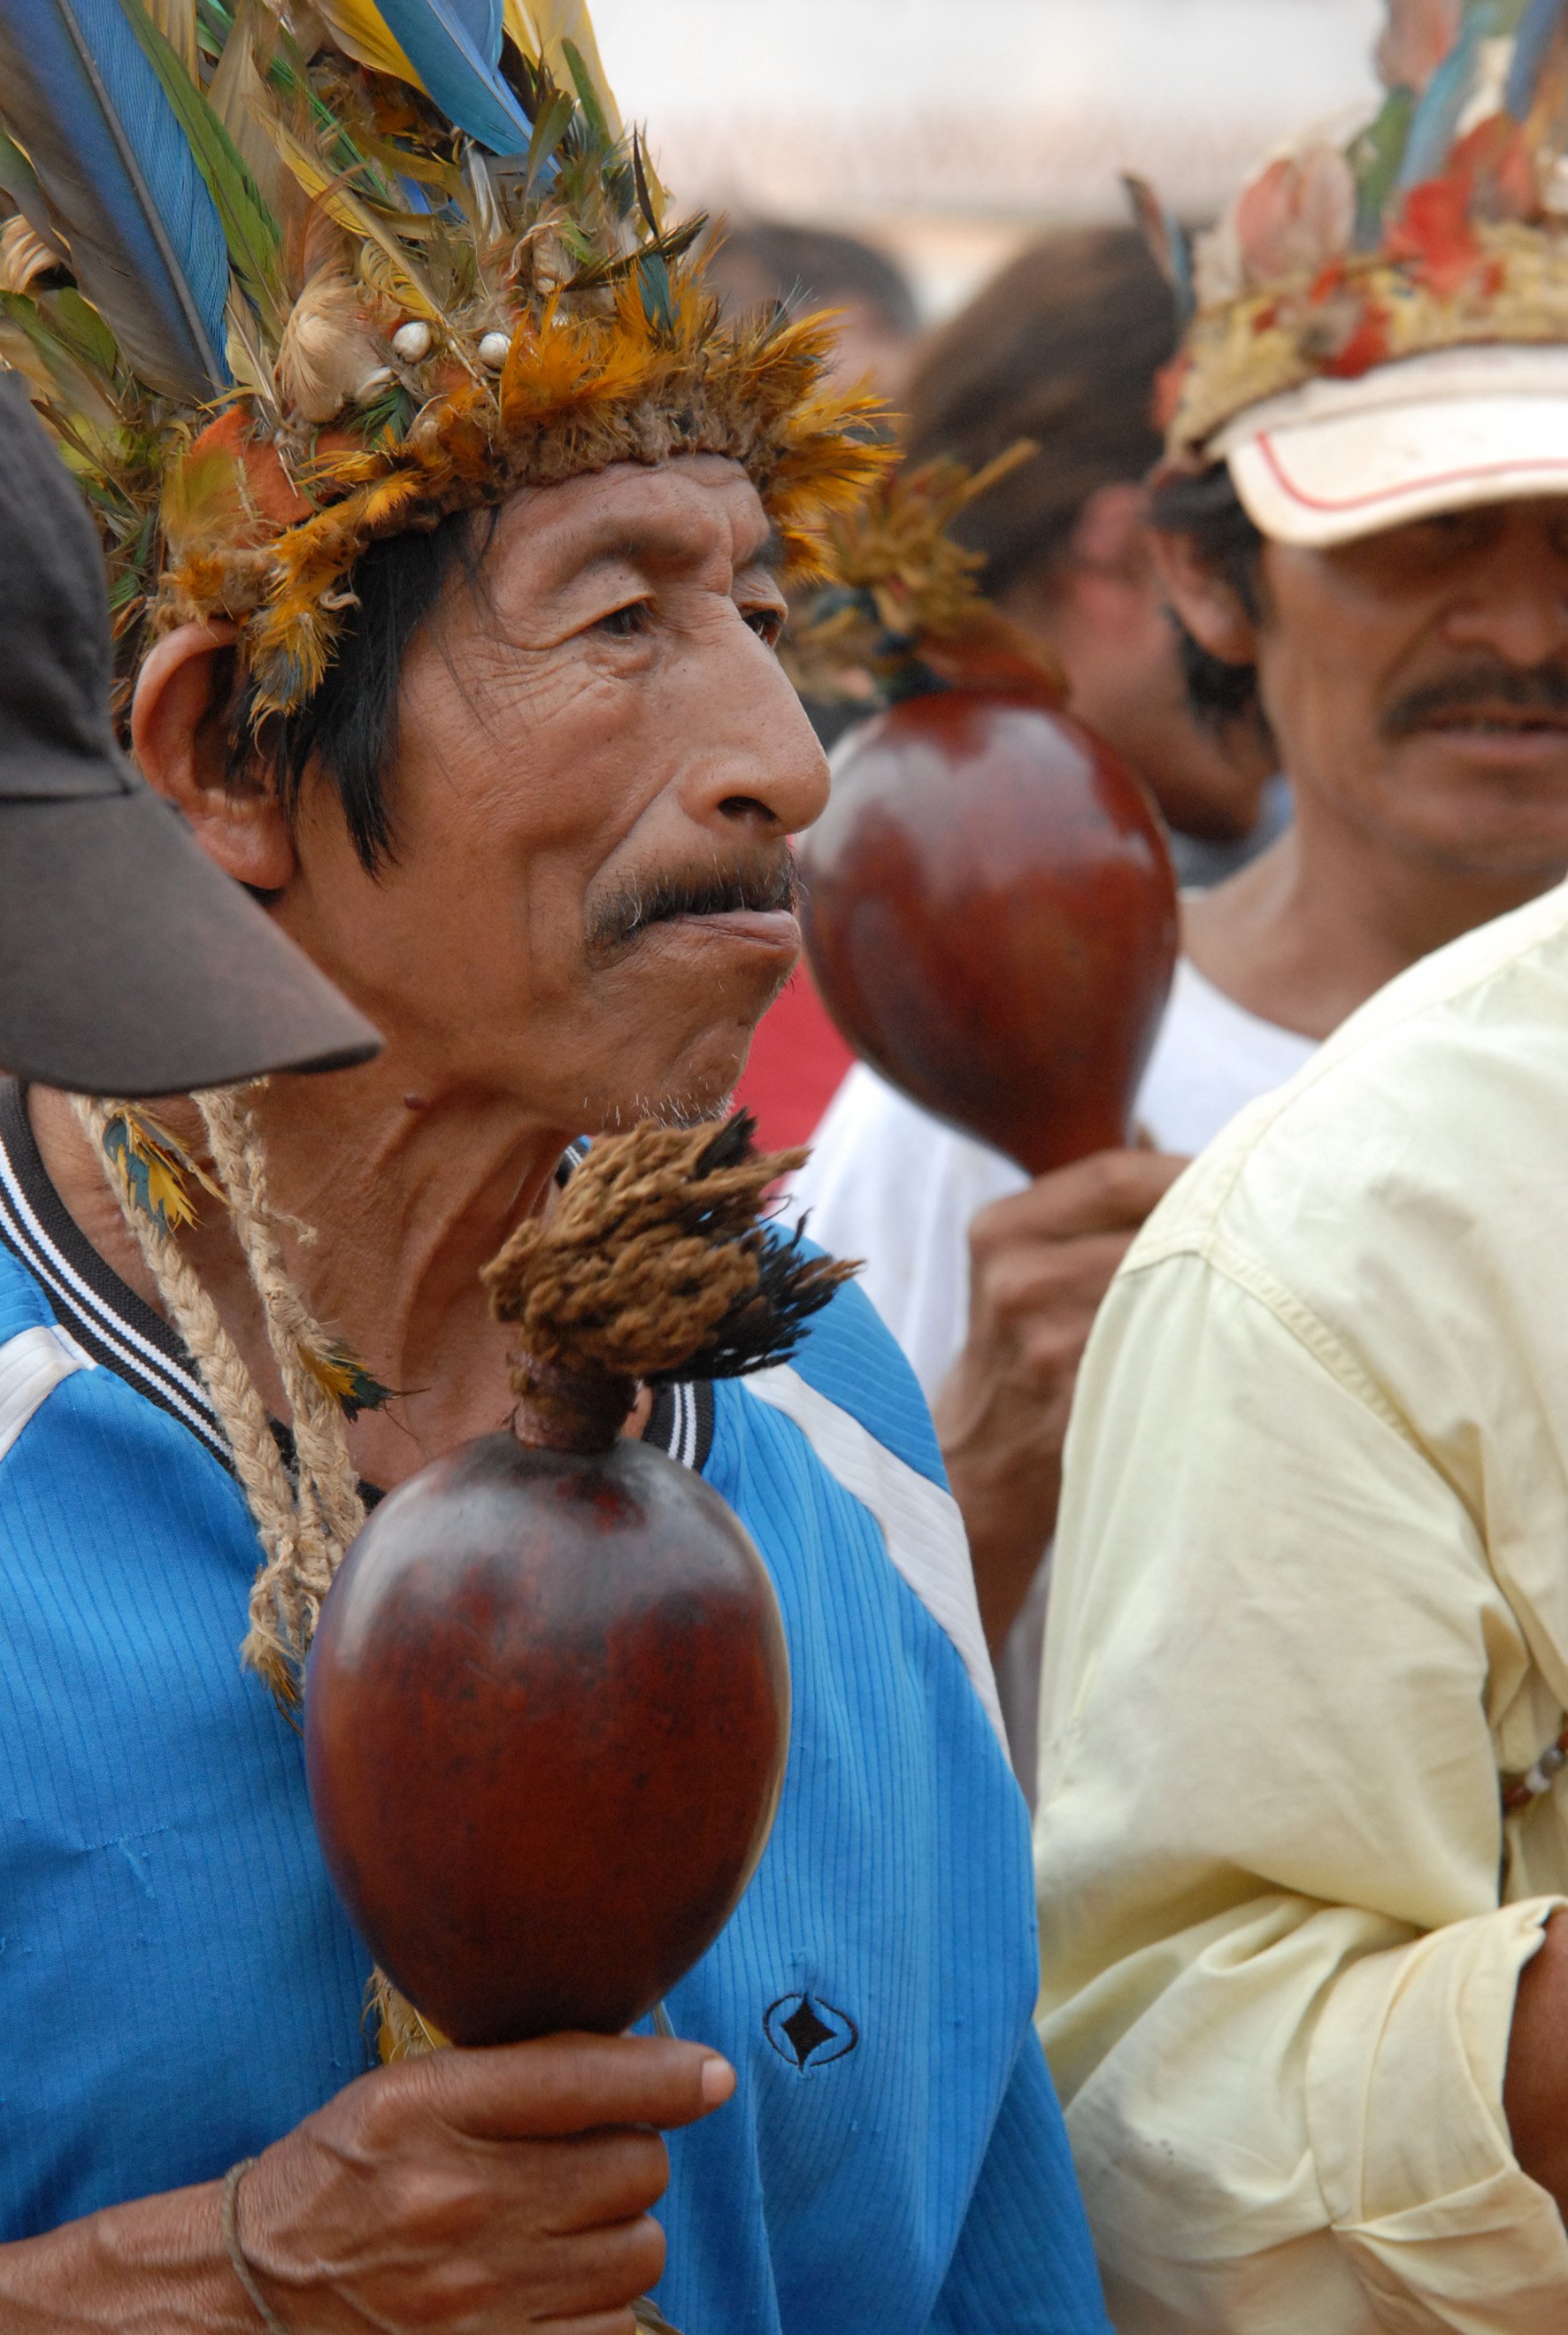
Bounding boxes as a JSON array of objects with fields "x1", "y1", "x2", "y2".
[
  {"x1": 800, "y1": 688, "x2": 1179, "y2": 1177},
  {"x1": 305, "y1": 1430, "x2": 788, "y2": 2046},
  {"x1": 304, "y1": 1117, "x2": 848, "y2": 2051}
]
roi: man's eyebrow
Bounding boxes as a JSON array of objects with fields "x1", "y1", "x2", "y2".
[
  {"x1": 543, "y1": 514, "x2": 786, "y2": 581},
  {"x1": 572, "y1": 522, "x2": 703, "y2": 573}
]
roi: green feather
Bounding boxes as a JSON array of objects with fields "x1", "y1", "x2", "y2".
[
  {"x1": 561, "y1": 38, "x2": 609, "y2": 148},
  {"x1": 41, "y1": 285, "x2": 120, "y2": 379},
  {"x1": 0, "y1": 291, "x2": 120, "y2": 426},
  {"x1": 526, "y1": 88, "x2": 576, "y2": 194},
  {"x1": 1349, "y1": 86, "x2": 1415, "y2": 249}
]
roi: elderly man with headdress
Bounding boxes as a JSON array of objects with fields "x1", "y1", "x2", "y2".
[
  {"x1": 0, "y1": 4, "x2": 1109, "y2": 2330},
  {"x1": 1034, "y1": 2, "x2": 1568, "y2": 2326}
]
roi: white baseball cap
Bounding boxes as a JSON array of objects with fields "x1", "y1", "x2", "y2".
[{"x1": 1217, "y1": 344, "x2": 1568, "y2": 549}]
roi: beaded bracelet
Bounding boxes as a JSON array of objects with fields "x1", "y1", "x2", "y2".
[
  {"x1": 1502, "y1": 1723, "x2": 1568, "y2": 1815},
  {"x1": 220, "y1": 2159, "x2": 295, "y2": 2335}
]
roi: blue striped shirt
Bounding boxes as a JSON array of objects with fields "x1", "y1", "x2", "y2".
[{"x1": 0, "y1": 1087, "x2": 1106, "y2": 2331}]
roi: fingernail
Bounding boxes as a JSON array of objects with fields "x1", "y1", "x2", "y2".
[{"x1": 701, "y1": 2055, "x2": 736, "y2": 2106}]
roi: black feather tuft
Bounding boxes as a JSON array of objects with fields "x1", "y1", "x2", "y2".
[{"x1": 645, "y1": 1219, "x2": 856, "y2": 1386}]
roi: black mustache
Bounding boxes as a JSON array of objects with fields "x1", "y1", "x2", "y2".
[
  {"x1": 587, "y1": 851, "x2": 797, "y2": 960},
  {"x1": 1382, "y1": 664, "x2": 1568, "y2": 738}
]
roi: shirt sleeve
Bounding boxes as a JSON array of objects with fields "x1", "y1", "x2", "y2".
[
  {"x1": 928, "y1": 2033, "x2": 1112, "y2": 2334},
  {"x1": 1035, "y1": 1248, "x2": 1568, "y2": 2334}
]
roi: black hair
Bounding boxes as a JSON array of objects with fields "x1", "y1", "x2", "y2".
[
  {"x1": 227, "y1": 504, "x2": 496, "y2": 873},
  {"x1": 1147, "y1": 461, "x2": 1271, "y2": 743},
  {"x1": 905, "y1": 227, "x2": 1175, "y2": 596}
]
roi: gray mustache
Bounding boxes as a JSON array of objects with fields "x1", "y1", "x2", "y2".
[{"x1": 588, "y1": 851, "x2": 797, "y2": 960}]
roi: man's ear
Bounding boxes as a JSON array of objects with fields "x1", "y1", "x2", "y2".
[
  {"x1": 131, "y1": 624, "x2": 297, "y2": 893},
  {"x1": 1149, "y1": 528, "x2": 1261, "y2": 668}
]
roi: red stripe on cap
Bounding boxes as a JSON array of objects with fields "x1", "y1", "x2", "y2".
[{"x1": 1255, "y1": 429, "x2": 1568, "y2": 512}]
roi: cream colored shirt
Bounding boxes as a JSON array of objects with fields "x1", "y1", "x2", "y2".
[{"x1": 1036, "y1": 882, "x2": 1568, "y2": 2334}]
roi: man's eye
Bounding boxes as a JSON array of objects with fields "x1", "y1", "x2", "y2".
[
  {"x1": 743, "y1": 605, "x2": 785, "y2": 648},
  {"x1": 596, "y1": 602, "x2": 649, "y2": 637}
]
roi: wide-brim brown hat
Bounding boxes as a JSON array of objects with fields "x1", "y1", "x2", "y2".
[{"x1": 0, "y1": 376, "x2": 380, "y2": 1095}]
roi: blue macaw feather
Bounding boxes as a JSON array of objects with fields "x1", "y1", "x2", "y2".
[
  {"x1": 1396, "y1": 13, "x2": 1483, "y2": 187},
  {"x1": 447, "y1": 0, "x2": 502, "y2": 60},
  {"x1": 1506, "y1": 0, "x2": 1568, "y2": 115},
  {"x1": 0, "y1": 0, "x2": 227, "y2": 400},
  {"x1": 375, "y1": 0, "x2": 533, "y2": 154}
]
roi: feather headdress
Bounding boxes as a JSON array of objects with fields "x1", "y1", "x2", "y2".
[
  {"x1": 1148, "y1": 0, "x2": 1568, "y2": 460},
  {"x1": 0, "y1": 0, "x2": 892, "y2": 718}
]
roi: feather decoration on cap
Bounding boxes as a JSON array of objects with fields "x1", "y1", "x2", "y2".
[
  {"x1": 1155, "y1": 0, "x2": 1568, "y2": 460},
  {"x1": 0, "y1": 0, "x2": 892, "y2": 723}
]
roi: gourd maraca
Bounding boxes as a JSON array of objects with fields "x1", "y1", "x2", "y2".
[
  {"x1": 305, "y1": 1115, "x2": 847, "y2": 2049},
  {"x1": 793, "y1": 452, "x2": 1179, "y2": 1175}
]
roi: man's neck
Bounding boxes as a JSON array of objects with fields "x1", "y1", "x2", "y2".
[
  {"x1": 1182, "y1": 809, "x2": 1564, "y2": 1042},
  {"x1": 28, "y1": 1062, "x2": 576, "y2": 1492}
]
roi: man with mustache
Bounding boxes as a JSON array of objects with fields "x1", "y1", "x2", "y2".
[
  {"x1": 1034, "y1": 11, "x2": 1568, "y2": 2326},
  {"x1": 0, "y1": 4, "x2": 1109, "y2": 2330}
]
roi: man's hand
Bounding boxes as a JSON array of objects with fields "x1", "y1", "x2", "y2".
[
  {"x1": 1, "y1": 2032, "x2": 732, "y2": 2334},
  {"x1": 239, "y1": 2032, "x2": 730, "y2": 2333},
  {"x1": 934, "y1": 1148, "x2": 1189, "y2": 1655}
]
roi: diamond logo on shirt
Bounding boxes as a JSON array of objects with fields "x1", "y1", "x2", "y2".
[{"x1": 764, "y1": 1989, "x2": 859, "y2": 2071}]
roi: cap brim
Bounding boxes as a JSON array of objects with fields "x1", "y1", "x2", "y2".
[
  {"x1": 1218, "y1": 346, "x2": 1568, "y2": 548},
  {"x1": 0, "y1": 790, "x2": 381, "y2": 1095}
]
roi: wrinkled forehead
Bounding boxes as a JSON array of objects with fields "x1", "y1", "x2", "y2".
[{"x1": 484, "y1": 455, "x2": 779, "y2": 603}]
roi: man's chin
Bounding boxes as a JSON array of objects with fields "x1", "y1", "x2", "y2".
[
  {"x1": 578, "y1": 1031, "x2": 763, "y2": 1136},
  {"x1": 570, "y1": 944, "x2": 795, "y2": 1133}
]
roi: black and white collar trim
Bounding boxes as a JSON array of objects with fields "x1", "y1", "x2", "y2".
[
  {"x1": 0, "y1": 1082, "x2": 712, "y2": 1479},
  {"x1": 644, "y1": 1378, "x2": 714, "y2": 1471},
  {"x1": 0, "y1": 1079, "x2": 231, "y2": 1465}
]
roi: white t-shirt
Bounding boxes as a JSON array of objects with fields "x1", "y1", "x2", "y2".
[
  {"x1": 789, "y1": 956, "x2": 1320, "y2": 1795},
  {"x1": 791, "y1": 954, "x2": 1319, "y2": 1402}
]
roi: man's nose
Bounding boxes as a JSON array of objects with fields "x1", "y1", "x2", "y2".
[
  {"x1": 679, "y1": 618, "x2": 832, "y2": 841},
  {"x1": 1443, "y1": 518, "x2": 1568, "y2": 666}
]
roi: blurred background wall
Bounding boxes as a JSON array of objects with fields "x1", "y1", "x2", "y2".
[{"x1": 590, "y1": 0, "x2": 1385, "y2": 323}]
